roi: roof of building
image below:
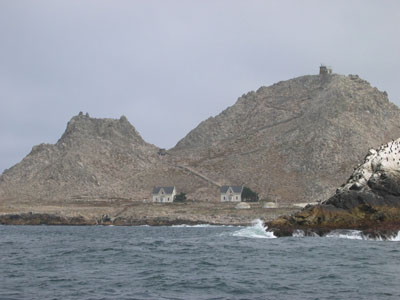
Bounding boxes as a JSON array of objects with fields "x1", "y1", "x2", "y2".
[
  {"x1": 152, "y1": 186, "x2": 175, "y2": 195},
  {"x1": 220, "y1": 185, "x2": 243, "y2": 194}
]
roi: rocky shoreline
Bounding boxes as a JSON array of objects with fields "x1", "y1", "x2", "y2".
[
  {"x1": 266, "y1": 204, "x2": 400, "y2": 240},
  {"x1": 267, "y1": 139, "x2": 400, "y2": 240},
  {"x1": 0, "y1": 202, "x2": 298, "y2": 227},
  {"x1": 0, "y1": 212, "x2": 262, "y2": 226}
]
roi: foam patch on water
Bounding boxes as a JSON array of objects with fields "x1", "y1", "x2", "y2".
[{"x1": 232, "y1": 219, "x2": 276, "y2": 239}]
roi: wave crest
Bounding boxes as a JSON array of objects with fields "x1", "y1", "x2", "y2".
[
  {"x1": 325, "y1": 230, "x2": 400, "y2": 241},
  {"x1": 232, "y1": 219, "x2": 276, "y2": 239}
]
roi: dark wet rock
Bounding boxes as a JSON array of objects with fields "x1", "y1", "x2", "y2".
[
  {"x1": 0, "y1": 213, "x2": 95, "y2": 225},
  {"x1": 268, "y1": 138, "x2": 400, "y2": 238}
]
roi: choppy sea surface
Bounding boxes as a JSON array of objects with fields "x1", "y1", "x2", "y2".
[{"x1": 1, "y1": 221, "x2": 400, "y2": 300}]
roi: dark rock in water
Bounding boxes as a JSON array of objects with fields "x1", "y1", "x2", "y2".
[
  {"x1": 0, "y1": 213, "x2": 94, "y2": 225},
  {"x1": 268, "y1": 138, "x2": 400, "y2": 239},
  {"x1": 98, "y1": 214, "x2": 112, "y2": 225}
]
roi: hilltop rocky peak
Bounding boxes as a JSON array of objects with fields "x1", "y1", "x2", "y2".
[
  {"x1": 173, "y1": 74, "x2": 392, "y2": 151},
  {"x1": 58, "y1": 113, "x2": 147, "y2": 147},
  {"x1": 170, "y1": 72, "x2": 400, "y2": 203}
]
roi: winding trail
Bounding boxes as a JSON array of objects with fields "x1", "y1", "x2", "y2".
[{"x1": 176, "y1": 165, "x2": 221, "y2": 187}]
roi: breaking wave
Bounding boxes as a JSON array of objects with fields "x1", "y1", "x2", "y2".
[
  {"x1": 232, "y1": 219, "x2": 276, "y2": 239},
  {"x1": 390, "y1": 231, "x2": 400, "y2": 241},
  {"x1": 325, "y1": 230, "x2": 374, "y2": 240},
  {"x1": 323, "y1": 230, "x2": 400, "y2": 241},
  {"x1": 292, "y1": 229, "x2": 305, "y2": 237},
  {"x1": 288, "y1": 229, "x2": 400, "y2": 241}
]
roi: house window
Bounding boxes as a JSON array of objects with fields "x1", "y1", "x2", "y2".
[
  {"x1": 224, "y1": 196, "x2": 226, "y2": 200},
  {"x1": 168, "y1": 197, "x2": 170, "y2": 201},
  {"x1": 236, "y1": 196, "x2": 238, "y2": 200}
]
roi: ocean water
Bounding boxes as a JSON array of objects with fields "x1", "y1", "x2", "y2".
[{"x1": 1, "y1": 221, "x2": 400, "y2": 300}]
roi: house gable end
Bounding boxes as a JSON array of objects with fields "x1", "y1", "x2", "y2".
[{"x1": 220, "y1": 185, "x2": 243, "y2": 195}]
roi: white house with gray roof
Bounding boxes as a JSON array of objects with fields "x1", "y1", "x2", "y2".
[
  {"x1": 220, "y1": 185, "x2": 243, "y2": 202},
  {"x1": 152, "y1": 186, "x2": 176, "y2": 203}
]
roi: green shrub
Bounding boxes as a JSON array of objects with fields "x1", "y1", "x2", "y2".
[
  {"x1": 174, "y1": 192, "x2": 187, "y2": 202},
  {"x1": 242, "y1": 187, "x2": 259, "y2": 202}
]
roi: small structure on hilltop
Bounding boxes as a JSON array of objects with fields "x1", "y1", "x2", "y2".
[
  {"x1": 152, "y1": 186, "x2": 176, "y2": 203},
  {"x1": 319, "y1": 64, "x2": 332, "y2": 75},
  {"x1": 158, "y1": 148, "x2": 167, "y2": 156},
  {"x1": 220, "y1": 185, "x2": 243, "y2": 202}
]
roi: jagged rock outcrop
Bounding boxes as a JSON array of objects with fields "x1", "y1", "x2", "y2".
[
  {"x1": 170, "y1": 73, "x2": 400, "y2": 203},
  {"x1": 268, "y1": 138, "x2": 400, "y2": 237}
]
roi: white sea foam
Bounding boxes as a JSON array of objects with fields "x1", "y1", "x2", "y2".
[
  {"x1": 325, "y1": 230, "x2": 365, "y2": 240},
  {"x1": 388, "y1": 231, "x2": 400, "y2": 241},
  {"x1": 289, "y1": 229, "x2": 400, "y2": 241},
  {"x1": 324, "y1": 230, "x2": 387, "y2": 241},
  {"x1": 232, "y1": 219, "x2": 276, "y2": 239},
  {"x1": 292, "y1": 230, "x2": 305, "y2": 237}
]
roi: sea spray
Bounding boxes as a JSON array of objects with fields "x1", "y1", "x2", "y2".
[
  {"x1": 325, "y1": 230, "x2": 386, "y2": 241},
  {"x1": 292, "y1": 229, "x2": 305, "y2": 237},
  {"x1": 325, "y1": 230, "x2": 365, "y2": 240},
  {"x1": 388, "y1": 231, "x2": 400, "y2": 241},
  {"x1": 232, "y1": 219, "x2": 276, "y2": 239}
]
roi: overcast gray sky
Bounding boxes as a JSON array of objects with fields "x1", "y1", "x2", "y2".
[{"x1": 1, "y1": 1, "x2": 399, "y2": 172}]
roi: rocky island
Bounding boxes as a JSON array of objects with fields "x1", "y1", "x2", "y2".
[
  {"x1": 2, "y1": 69, "x2": 400, "y2": 226},
  {"x1": 268, "y1": 138, "x2": 400, "y2": 239}
]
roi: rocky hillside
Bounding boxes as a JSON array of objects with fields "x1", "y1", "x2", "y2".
[
  {"x1": 268, "y1": 138, "x2": 400, "y2": 237},
  {"x1": 2, "y1": 71, "x2": 400, "y2": 208},
  {"x1": 169, "y1": 73, "x2": 400, "y2": 203},
  {"x1": 0, "y1": 113, "x2": 215, "y2": 205}
]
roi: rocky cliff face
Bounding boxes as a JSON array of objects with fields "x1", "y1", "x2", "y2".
[
  {"x1": 268, "y1": 138, "x2": 400, "y2": 237},
  {"x1": 170, "y1": 74, "x2": 400, "y2": 203},
  {"x1": 326, "y1": 138, "x2": 400, "y2": 209},
  {"x1": 1, "y1": 72, "x2": 400, "y2": 208}
]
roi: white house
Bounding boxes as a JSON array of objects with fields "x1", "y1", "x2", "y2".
[
  {"x1": 152, "y1": 186, "x2": 176, "y2": 203},
  {"x1": 220, "y1": 185, "x2": 243, "y2": 202}
]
